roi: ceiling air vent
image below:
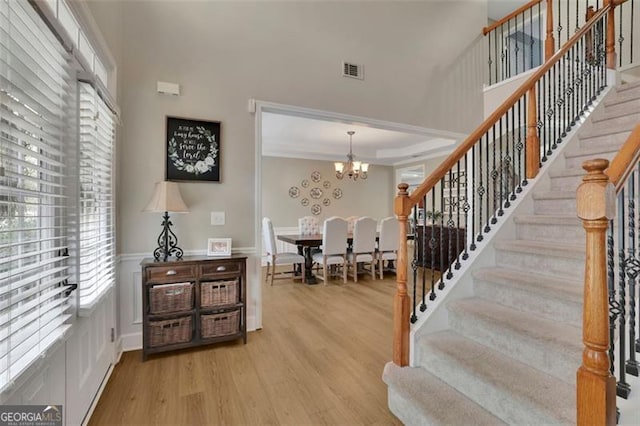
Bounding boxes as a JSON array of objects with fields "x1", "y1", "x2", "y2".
[{"x1": 342, "y1": 62, "x2": 364, "y2": 80}]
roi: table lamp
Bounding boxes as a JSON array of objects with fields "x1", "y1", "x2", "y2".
[{"x1": 143, "y1": 181, "x2": 189, "y2": 261}]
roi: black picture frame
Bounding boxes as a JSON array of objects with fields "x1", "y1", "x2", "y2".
[{"x1": 165, "y1": 116, "x2": 221, "y2": 182}]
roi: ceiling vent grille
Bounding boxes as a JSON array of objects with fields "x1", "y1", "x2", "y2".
[{"x1": 342, "y1": 62, "x2": 364, "y2": 80}]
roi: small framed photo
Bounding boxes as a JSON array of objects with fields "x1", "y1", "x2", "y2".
[{"x1": 207, "y1": 238, "x2": 232, "y2": 256}]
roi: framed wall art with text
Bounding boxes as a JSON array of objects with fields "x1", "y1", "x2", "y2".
[{"x1": 166, "y1": 116, "x2": 221, "y2": 182}]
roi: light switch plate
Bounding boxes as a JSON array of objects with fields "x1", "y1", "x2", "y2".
[{"x1": 211, "y1": 211, "x2": 225, "y2": 226}]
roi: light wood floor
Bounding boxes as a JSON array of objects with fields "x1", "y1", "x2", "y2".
[{"x1": 89, "y1": 268, "x2": 407, "y2": 425}]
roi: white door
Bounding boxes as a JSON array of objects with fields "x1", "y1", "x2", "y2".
[{"x1": 65, "y1": 289, "x2": 116, "y2": 425}]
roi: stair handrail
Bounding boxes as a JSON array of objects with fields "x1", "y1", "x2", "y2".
[
  {"x1": 405, "y1": 5, "x2": 610, "y2": 209},
  {"x1": 483, "y1": 0, "x2": 555, "y2": 84},
  {"x1": 577, "y1": 123, "x2": 640, "y2": 425},
  {"x1": 606, "y1": 123, "x2": 640, "y2": 189},
  {"x1": 482, "y1": 0, "x2": 543, "y2": 36},
  {"x1": 394, "y1": 3, "x2": 615, "y2": 367}
]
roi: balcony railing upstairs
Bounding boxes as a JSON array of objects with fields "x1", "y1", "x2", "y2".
[
  {"x1": 484, "y1": 0, "x2": 636, "y2": 86},
  {"x1": 577, "y1": 124, "x2": 640, "y2": 425},
  {"x1": 393, "y1": 3, "x2": 614, "y2": 367}
]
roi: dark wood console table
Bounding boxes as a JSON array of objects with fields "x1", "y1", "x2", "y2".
[{"x1": 414, "y1": 225, "x2": 466, "y2": 272}]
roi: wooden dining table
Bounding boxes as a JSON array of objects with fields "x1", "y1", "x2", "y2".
[
  {"x1": 277, "y1": 233, "x2": 387, "y2": 284},
  {"x1": 277, "y1": 234, "x2": 339, "y2": 284}
]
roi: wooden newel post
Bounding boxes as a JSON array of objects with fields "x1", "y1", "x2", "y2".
[
  {"x1": 526, "y1": 87, "x2": 540, "y2": 179},
  {"x1": 576, "y1": 159, "x2": 617, "y2": 426},
  {"x1": 545, "y1": 0, "x2": 556, "y2": 60},
  {"x1": 393, "y1": 183, "x2": 411, "y2": 366},
  {"x1": 605, "y1": 0, "x2": 617, "y2": 69}
]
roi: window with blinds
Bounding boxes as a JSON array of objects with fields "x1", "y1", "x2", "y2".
[
  {"x1": 76, "y1": 83, "x2": 115, "y2": 309},
  {"x1": 0, "y1": 0, "x2": 74, "y2": 390}
]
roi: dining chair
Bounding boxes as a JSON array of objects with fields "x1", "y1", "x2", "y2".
[
  {"x1": 312, "y1": 217, "x2": 348, "y2": 285},
  {"x1": 263, "y1": 217, "x2": 305, "y2": 285},
  {"x1": 298, "y1": 216, "x2": 320, "y2": 236},
  {"x1": 377, "y1": 216, "x2": 399, "y2": 279},
  {"x1": 345, "y1": 216, "x2": 359, "y2": 234},
  {"x1": 348, "y1": 216, "x2": 377, "y2": 282}
]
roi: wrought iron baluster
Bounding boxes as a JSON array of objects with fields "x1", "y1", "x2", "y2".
[
  {"x1": 506, "y1": 106, "x2": 514, "y2": 205},
  {"x1": 619, "y1": 2, "x2": 624, "y2": 68},
  {"x1": 439, "y1": 179, "x2": 445, "y2": 290},
  {"x1": 455, "y1": 161, "x2": 462, "y2": 269},
  {"x1": 552, "y1": 62, "x2": 558, "y2": 151},
  {"x1": 485, "y1": 132, "x2": 491, "y2": 232},
  {"x1": 608, "y1": 220, "x2": 619, "y2": 377},
  {"x1": 463, "y1": 152, "x2": 470, "y2": 259},
  {"x1": 470, "y1": 144, "x2": 477, "y2": 251},
  {"x1": 488, "y1": 32, "x2": 494, "y2": 85},
  {"x1": 516, "y1": 98, "x2": 527, "y2": 193},
  {"x1": 498, "y1": 117, "x2": 504, "y2": 217},
  {"x1": 478, "y1": 136, "x2": 485, "y2": 241},
  {"x1": 626, "y1": 169, "x2": 639, "y2": 376},
  {"x1": 430, "y1": 189, "x2": 437, "y2": 301},
  {"x1": 420, "y1": 194, "x2": 428, "y2": 313},
  {"x1": 522, "y1": 94, "x2": 528, "y2": 187},
  {"x1": 557, "y1": 0, "x2": 563, "y2": 49},
  {"x1": 543, "y1": 74, "x2": 549, "y2": 162},
  {"x1": 501, "y1": 24, "x2": 507, "y2": 81},
  {"x1": 491, "y1": 124, "x2": 498, "y2": 225},
  {"x1": 446, "y1": 169, "x2": 454, "y2": 280},
  {"x1": 521, "y1": 12, "x2": 525, "y2": 72},
  {"x1": 411, "y1": 206, "x2": 419, "y2": 324},
  {"x1": 617, "y1": 189, "x2": 631, "y2": 398}
]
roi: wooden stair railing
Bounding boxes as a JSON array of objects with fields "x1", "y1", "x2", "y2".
[
  {"x1": 577, "y1": 124, "x2": 640, "y2": 425},
  {"x1": 393, "y1": 2, "x2": 620, "y2": 367},
  {"x1": 483, "y1": 0, "x2": 636, "y2": 86}
]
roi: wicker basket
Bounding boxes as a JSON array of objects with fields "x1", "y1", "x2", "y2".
[
  {"x1": 201, "y1": 310, "x2": 240, "y2": 339},
  {"x1": 149, "y1": 316, "x2": 192, "y2": 347},
  {"x1": 201, "y1": 279, "x2": 238, "y2": 307},
  {"x1": 149, "y1": 282, "x2": 193, "y2": 314}
]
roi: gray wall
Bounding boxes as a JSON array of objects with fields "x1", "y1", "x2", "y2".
[
  {"x1": 87, "y1": 0, "x2": 488, "y2": 255},
  {"x1": 262, "y1": 157, "x2": 394, "y2": 228}
]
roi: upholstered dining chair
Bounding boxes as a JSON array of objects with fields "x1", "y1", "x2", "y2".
[
  {"x1": 263, "y1": 217, "x2": 305, "y2": 285},
  {"x1": 312, "y1": 217, "x2": 348, "y2": 285},
  {"x1": 347, "y1": 216, "x2": 377, "y2": 282},
  {"x1": 345, "y1": 216, "x2": 359, "y2": 234},
  {"x1": 377, "y1": 216, "x2": 399, "y2": 279},
  {"x1": 298, "y1": 216, "x2": 320, "y2": 236}
]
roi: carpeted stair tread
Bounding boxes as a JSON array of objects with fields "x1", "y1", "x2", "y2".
[
  {"x1": 382, "y1": 362, "x2": 506, "y2": 426},
  {"x1": 617, "y1": 79, "x2": 640, "y2": 92},
  {"x1": 494, "y1": 239, "x2": 585, "y2": 258},
  {"x1": 578, "y1": 123, "x2": 634, "y2": 140},
  {"x1": 605, "y1": 88, "x2": 640, "y2": 106},
  {"x1": 514, "y1": 214, "x2": 581, "y2": 226},
  {"x1": 593, "y1": 102, "x2": 640, "y2": 122},
  {"x1": 549, "y1": 166, "x2": 590, "y2": 179},
  {"x1": 418, "y1": 331, "x2": 576, "y2": 424},
  {"x1": 532, "y1": 190, "x2": 576, "y2": 200},
  {"x1": 447, "y1": 298, "x2": 582, "y2": 384},
  {"x1": 473, "y1": 267, "x2": 582, "y2": 304},
  {"x1": 564, "y1": 142, "x2": 627, "y2": 159}
]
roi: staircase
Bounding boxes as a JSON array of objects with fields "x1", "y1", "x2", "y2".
[{"x1": 383, "y1": 80, "x2": 640, "y2": 425}]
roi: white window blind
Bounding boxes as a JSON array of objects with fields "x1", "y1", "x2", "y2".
[
  {"x1": 76, "y1": 82, "x2": 115, "y2": 309},
  {"x1": 0, "y1": 0, "x2": 73, "y2": 391}
]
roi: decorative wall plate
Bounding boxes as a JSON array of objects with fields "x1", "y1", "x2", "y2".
[
  {"x1": 332, "y1": 188, "x2": 343, "y2": 199},
  {"x1": 311, "y1": 204, "x2": 322, "y2": 215},
  {"x1": 288, "y1": 186, "x2": 300, "y2": 198},
  {"x1": 323, "y1": 180, "x2": 331, "y2": 189},
  {"x1": 311, "y1": 171, "x2": 321, "y2": 182},
  {"x1": 301, "y1": 198, "x2": 309, "y2": 206},
  {"x1": 301, "y1": 179, "x2": 309, "y2": 188},
  {"x1": 310, "y1": 187, "x2": 323, "y2": 199},
  {"x1": 322, "y1": 198, "x2": 331, "y2": 206}
]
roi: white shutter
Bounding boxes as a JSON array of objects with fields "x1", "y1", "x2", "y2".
[
  {"x1": 76, "y1": 82, "x2": 115, "y2": 309},
  {"x1": 0, "y1": 0, "x2": 73, "y2": 391}
]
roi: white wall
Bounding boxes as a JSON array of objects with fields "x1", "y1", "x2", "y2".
[
  {"x1": 262, "y1": 156, "x2": 394, "y2": 228},
  {"x1": 84, "y1": 0, "x2": 488, "y2": 345}
]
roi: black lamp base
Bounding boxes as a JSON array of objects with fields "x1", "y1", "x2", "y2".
[{"x1": 153, "y1": 211, "x2": 184, "y2": 262}]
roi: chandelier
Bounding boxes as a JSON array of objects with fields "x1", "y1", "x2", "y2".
[{"x1": 335, "y1": 131, "x2": 369, "y2": 180}]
